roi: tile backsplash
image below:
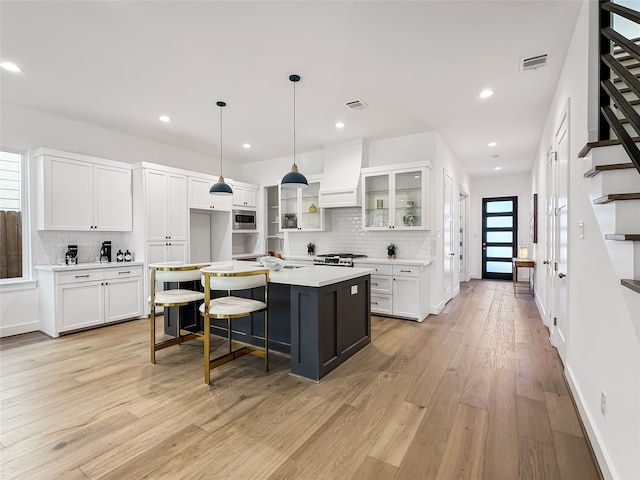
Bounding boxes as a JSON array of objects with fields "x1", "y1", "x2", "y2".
[
  {"x1": 34, "y1": 231, "x2": 134, "y2": 266},
  {"x1": 286, "y1": 207, "x2": 431, "y2": 260}
]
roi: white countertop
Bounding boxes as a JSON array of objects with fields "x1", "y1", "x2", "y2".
[
  {"x1": 201, "y1": 261, "x2": 374, "y2": 288},
  {"x1": 35, "y1": 261, "x2": 144, "y2": 272},
  {"x1": 284, "y1": 254, "x2": 432, "y2": 267}
]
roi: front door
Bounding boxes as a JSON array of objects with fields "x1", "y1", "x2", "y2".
[{"x1": 482, "y1": 196, "x2": 518, "y2": 280}]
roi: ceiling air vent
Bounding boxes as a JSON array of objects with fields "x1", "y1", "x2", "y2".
[
  {"x1": 345, "y1": 99, "x2": 368, "y2": 111},
  {"x1": 520, "y1": 54, "x2": 548, "y2": 72}
]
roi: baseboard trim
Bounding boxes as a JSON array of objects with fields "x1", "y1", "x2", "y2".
[
  {"x1": 565, "y1": 365, "x2": 615, "y2": 480},
  {"x1": 0, "y1": 321, "x2": 39, "y2": 338},
  {"x1": 534, "y1": 292, "x2": 548, "y2": 327},
  {"x1": 430, "y1": 299, "x2": 445, "y2": 315}
]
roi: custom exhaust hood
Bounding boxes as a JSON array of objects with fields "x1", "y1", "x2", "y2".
[{"x1": 318, "y1": 139, "x2": 363, "y2": 208}]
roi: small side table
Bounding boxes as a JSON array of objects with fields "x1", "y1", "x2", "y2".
[{"x1": 512, "y1": 258, "x2": 535, "y2": 296}]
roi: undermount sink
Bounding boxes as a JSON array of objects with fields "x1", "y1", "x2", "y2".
[{"x1": 282, "y1": 264, "x2": 306, "y2": 269}]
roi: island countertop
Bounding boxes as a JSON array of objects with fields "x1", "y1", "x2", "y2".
[{"x1": 201, "y1": 261, "x2": 374, "y2": 288}]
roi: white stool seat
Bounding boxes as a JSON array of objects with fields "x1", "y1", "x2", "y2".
[
  {"x1": 199, "y1": 297, "x2": 266, "y2": 316},
  {"x1": 154, "y1": 289, "x2": 205, "y2": 305}
]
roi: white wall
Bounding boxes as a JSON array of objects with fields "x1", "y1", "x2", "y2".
[
  {"x1": 469, "y1": 173, "x2": 532, "y2": 279},
  {"x1": 0, "y1": 103, "x2": 244, "y2": 336},
  {"x1": 531, "y1": 2, "x2": 640, "y2": 478}
]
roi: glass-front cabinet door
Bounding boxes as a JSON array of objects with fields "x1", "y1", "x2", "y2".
[
  {"x1": 394, "y1": 169, "x2": 425, "y2": 230},
  {"x1": 279, "y1": 184, "x2": 298, "y2": 231},
  {"x1": 363, "y1": 173, "x2": 391, "y2": 229},
  {"x1": 362, "y1": 166, "x2": 428, "y2": 230},
  {"x1": 278, "y1": 178, "x2": 324, "y2": 231}
]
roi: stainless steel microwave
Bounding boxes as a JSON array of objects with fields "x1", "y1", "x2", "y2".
[{"x1": 233, "y1": 209, "x2": 256, "y2": 230}]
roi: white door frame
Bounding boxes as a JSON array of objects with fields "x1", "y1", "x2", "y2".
[{"x1": 459, "y1": 189, "x2": 469, "y2": 284}]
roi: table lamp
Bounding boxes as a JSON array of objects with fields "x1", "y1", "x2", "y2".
[{"x1": 518, "y1": 246, "x2": 529, "y2": 259}]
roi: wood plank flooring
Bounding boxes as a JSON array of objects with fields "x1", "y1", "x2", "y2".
[{"x1": 0, "y1": 280, "x2": 601, "y2": 479}]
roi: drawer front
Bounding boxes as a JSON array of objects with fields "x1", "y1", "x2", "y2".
[
  {"x1": 392, "y1": 265, "x2": 420, "y2": 277},
  {"x1": 104, "y1": 265, "x2": 143, "y2": 280},
  {"x1": 370, "y1": 274, "x2": 392, "y2": 294},
  {"x1": 57, "y1": 269, "x2": 104, "y2": 285},
  {"x1": 371, "y1": 294, "x2": 392, "y2": 315},
  {"x1": 369, "y1": 264, "x2": 392, "y2": 276}
]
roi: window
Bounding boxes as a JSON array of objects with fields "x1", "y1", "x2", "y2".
[{"x1": 0, "y1": 149, "x2": 26, "y2": 280}]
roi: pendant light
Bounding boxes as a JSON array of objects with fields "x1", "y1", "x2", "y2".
[
  {"x1": 281, "y1": 74, "x2": 308, "y2": 188},
  {"x1": 210, "y1": 101, "x2": 233, "y2": 195}
]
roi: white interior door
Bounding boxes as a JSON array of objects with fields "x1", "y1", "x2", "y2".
[
  {"x1": 443, "y1": 172, "x2": 454, "y2": 302},
  {"x1": 551, "y1": 108, "x2": 569, "y2": 364}
]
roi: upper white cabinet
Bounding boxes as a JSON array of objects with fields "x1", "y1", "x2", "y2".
[
  {"x1": 232, "y1": 181, "x2": 258, "y2": 209},
  {"x1": 189, "y1": 176, "x2": 233, "y2": 211},
  {"x1": 361, "y1": 163, "x2": 430, "y2": 231},
  {"x1": 35, "y1": 150, "x2": 132, "y2": 231},
  {"x1": 145, "y1": 169, "x2": 187, "y2": 241},
  {"x1": 279, "y1": 176, "x2": 325, "y2": 232}
]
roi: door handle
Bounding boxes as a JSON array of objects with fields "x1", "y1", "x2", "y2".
[
  {"x1": 543, "y1": 260, "x2": 549, "y2": 265},
  {"x1": 558, "y1": 273, "x2": 566, "y2": 278}
]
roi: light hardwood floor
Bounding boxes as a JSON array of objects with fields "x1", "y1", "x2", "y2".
[{"x1": 0, "y1": 280, "x2": 601, "y2": 479}]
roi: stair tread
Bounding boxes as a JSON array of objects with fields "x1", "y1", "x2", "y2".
[
  {"x1": 621, "y1": 279, "x2": 640, "y2": 294},
  {"x1": 593, "y1": 193, "x2": 640, "y2": 204},
  {"x1": 578, "y1": 138, "x2": 640, "y2": 158},
  {"x1": 604, "y1": 233, "x2": 640, "y2": 241},
  {"x1": 583, "y1": 163, "x2": 636, "y2": 177}
]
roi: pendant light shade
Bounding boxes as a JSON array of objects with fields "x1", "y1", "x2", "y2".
[
  {"x1": 210, "y1": 101, "x2": 233, "y2": 196},
  {"x1": 281, "y1": 74, "x2": 308, "y2": 188}
]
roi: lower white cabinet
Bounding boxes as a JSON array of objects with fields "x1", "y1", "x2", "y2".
[
  {"x1": 36, "y1": 263, "x2": 144, "y2": 337},
  {"x1": 355, "y1": 262, "x2": 430, "y2": 321}
]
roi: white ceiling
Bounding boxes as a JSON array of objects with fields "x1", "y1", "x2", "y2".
[{"x1": 0, "y1": 1, "x2": 582, "y2": 176}]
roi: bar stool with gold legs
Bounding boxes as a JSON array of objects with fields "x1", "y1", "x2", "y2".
[
  {"x1": 200, "y1": 266, "x2": 269, "y2": 384},
  {"x1": 149, "y1": 263, "x2": 209, "y2": 364}
]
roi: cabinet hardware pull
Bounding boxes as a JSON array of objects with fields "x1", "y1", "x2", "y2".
[
  {"x1": 371, "y1": 301, "x2": 378, "y2": 305},
  {"x1": 118, "y1": 271, "x2": 131, "y2": 274},
  {"x1": 400, "y1": 270, "x2": 411, "y2": 272},
  {"x1": 75, "y1": 275, "x2": 90, "y2": 278},
  {"x1": 371, "y1": 283, "x2": 378, "y2": 285}
]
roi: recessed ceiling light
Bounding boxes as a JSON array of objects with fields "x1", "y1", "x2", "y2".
[
  {"x1": 335, "y1": 122, "x2": 345, "y2": 129},
  {"x1": 158, "y1": 115, "x2": 171, "y2": 123},
  {"x1": 495, "y1": 166, "x2": 502, "y2": 170},
  {"x1": 478, "y1": 89, "x2": 494, "y2": 99},
  {"x1": 488, "y1": 142, "x2": 498, "y2": 147},
  {"x1": 414, "y1": 175, "x2": 420, "y2": 179},
  {"x1": 242, "y1": 143, "x2": 251, "y2": 149},
  {"x1": 0, "y1": 61, "x2": 22, "y2": 73}
]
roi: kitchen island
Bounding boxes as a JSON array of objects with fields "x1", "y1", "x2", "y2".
[{"x1": 166, "y1": 261, "x2": 373, "y2": 381}]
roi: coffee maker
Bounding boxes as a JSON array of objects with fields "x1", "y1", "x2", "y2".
[
  {"x1": 100, "y1": 241, "x2": 112, "y2": 263},
  {"x1": 65, "y1": 245, "x2": 78, "y2": 265}
]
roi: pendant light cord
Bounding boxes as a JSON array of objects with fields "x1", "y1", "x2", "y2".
[
  {"x1": 293, "y1": 79, "x2": 296, "y2": 168},
  {"x1": 219, "y1": 105, "x2": 223, "y2": 176}
]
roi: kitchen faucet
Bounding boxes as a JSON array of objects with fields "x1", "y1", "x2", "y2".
[{"x1": 265, "y1": 236, "x2": 283, "y2": 254}]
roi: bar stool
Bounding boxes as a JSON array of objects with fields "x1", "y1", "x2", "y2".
[
  {"x1": 149, "y1": 263, "x2": 209, "y2": 364},
  {"x1": 200, "y1": 267, "x2": 270, "y2": 384}
]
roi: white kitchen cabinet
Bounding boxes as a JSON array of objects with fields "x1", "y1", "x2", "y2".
[
  {"x1": 35, "y1": 150, "x2": 132, "y2": 231},
  {"x1": 233, "y1": 182, "x2": 258, "y2": 209},
  {"x1": 361, "y1": 164, "x2": 430, "y2": 231},
  {"x1": 189, "y1": 176, "x2": 233, "y2": 211},
  {"x1": 279, "y1": 176, "x2": 325, "y2": 232},
  {"x1": 354, "y1": 261, "x2": 430, "y2": 321},
  {"x1": 145, "y1": 169, "x2": 187, "y2": 241},
  {"x1": 36, "y1": 263, "x2": 144, "y2": 337},
  {"x1": 146, "y1": 241, "x2": 187, "y2": 264}
]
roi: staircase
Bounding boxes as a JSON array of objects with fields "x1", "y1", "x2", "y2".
[{"x1": 578, "y1": 142, "x2": 640, "y2": 340}]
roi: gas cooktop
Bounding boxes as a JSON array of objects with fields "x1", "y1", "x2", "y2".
[{"x1": 313, "y1": 253, "x2": 367, "y2": 267}]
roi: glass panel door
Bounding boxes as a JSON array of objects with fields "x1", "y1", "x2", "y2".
[
  {"x1": 300, "y1": 181, "x2": 320, "y2": 230},
  {"x1": 394, "y1": 170, "x2": 422, "y2": 228},
  {"x1": 363, "y1": 174, "x2": 390, "y2": 228},
  {"x1": 482, "y1": 196, "x2": 518, "y2": 280},
  {"x1": 279, "y1": 185, "x2": 298, "y2": 230}
]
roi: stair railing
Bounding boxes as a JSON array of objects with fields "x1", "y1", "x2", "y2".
[{"x1": 598, "y1": 0, "x2": 640, "y2": 173}]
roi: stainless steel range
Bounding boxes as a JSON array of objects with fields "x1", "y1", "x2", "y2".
[{"x1": 313, "y1": 253, "x2": 367, "y2": 267}]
